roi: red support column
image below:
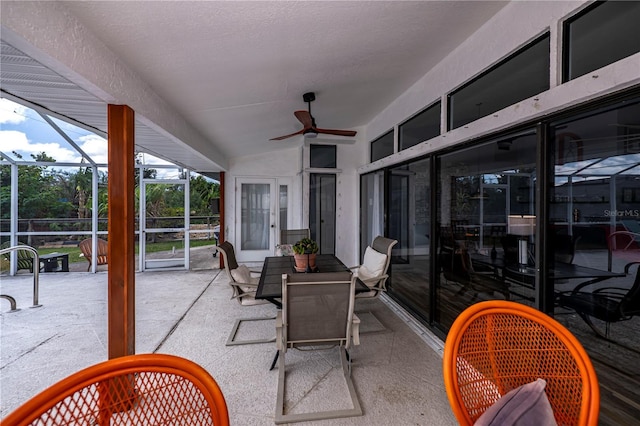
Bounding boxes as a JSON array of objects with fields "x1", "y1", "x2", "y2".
[
  {"x1": 107, "y1": 104, "x2": 136, "y2": 359},
  {"x1": 219, "y1": 171, "x2": 225, "y2": 269}
]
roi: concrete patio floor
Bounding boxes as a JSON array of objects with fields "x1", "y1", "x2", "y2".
[{"x1": 0, "y1": 256, "x2": 456, "y2": 424}]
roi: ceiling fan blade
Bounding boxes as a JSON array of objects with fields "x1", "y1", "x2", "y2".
[
  {"x1": 269, "y1": 129, "x2": 305, "y2": 141},
  {"x1": 294, "y1": 110, "x2": 313, "y2": 129},
  {"x1": 316, "y1": 128, "x2": 357, "y2": 137}
]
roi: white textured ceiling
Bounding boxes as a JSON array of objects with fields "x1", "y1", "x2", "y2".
[{"x1": 2, "y1": 1, "x2": 507, "y2": 171}]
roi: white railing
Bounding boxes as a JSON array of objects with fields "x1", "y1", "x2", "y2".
[{"x1": 0, "y1": 245, "x2": 41, "y2": 309}]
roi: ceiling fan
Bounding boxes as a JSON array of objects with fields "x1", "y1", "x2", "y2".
[{"x1": 270, "y1": 92, "x2": 357, "y2": 140}]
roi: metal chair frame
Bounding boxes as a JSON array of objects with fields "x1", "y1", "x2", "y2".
[
  {"x1": 217, "y1": 241, "x2": 275, "y2": 346},
  {"x1": 275, "y1": 271, "x2": 362, "y2": 424}
]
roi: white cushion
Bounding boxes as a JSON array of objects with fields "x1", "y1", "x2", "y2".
[
  {"x1": 230, "y1": 264, "x2": 252, "y2": 283},
  {"x1": 474, "y1": 379, "x2": 556, "y2": 426},
  {"x1": 357, "y1": 265, "x2": 377, "y2": 282},
  {"x1": 361, "y1": 246, "x2": 387, "y2": 279}
]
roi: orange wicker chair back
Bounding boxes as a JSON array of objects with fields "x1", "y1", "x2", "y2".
[
  {"x1": 3, "y1": 353, "x2": 229, "y2": 426},
  {"x1": 443, "y1": 301, "x2": 599, "y2": 426},
  {"x1": 79, "y1": 238, "x2": 109, "y2": 271}
]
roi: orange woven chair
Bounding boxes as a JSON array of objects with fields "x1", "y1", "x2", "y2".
[
  {"x1": 79, "y1": 238, "x2": 108, "y2": 271},
  {"x1": 443, "y1": 301, "x2": 599, "y2": 426},
  {"x1": 3, "y1": 353, "x2": 229, "y2": 426}
]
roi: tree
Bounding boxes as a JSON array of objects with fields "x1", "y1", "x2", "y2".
[
  {"x1": 190, "y1": 175, "x2": 220, "y2": 215},
  {"x1": 6, "y1": 152, "x2": 74, "y2": 219}
]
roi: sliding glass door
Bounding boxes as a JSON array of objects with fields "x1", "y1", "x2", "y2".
[{"x1": 386, "y1": 159, "x2": 431, "y2": 322}]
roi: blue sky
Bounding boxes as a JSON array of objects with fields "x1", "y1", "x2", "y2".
[
  {"x1": 1, "y1": 98, "x2": 216, "y2": 182},
  {"x1": 0, "y1": 98, "x2": 108, "y2": 164}
]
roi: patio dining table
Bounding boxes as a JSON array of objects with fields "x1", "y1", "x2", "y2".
[{"x1": 255, "y1": 254, "x2": 368, "y2": 308}]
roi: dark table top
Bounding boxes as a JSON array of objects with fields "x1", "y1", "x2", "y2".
[
  {"x1": 39, "y1": 252, "x2": 68, "y2": 259},
  {"x1": 470, "y1": 253, "x2": 625, "y2": 280},
  {"x1": 256, "y1": 254, "x2": 365, "y2": 301}
]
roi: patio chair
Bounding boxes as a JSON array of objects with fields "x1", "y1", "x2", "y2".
[
  {"x1": 79, "y1": 238, "x2": 108, "y2": 271},
  {"x1": 275, "y1": 271, "x2": 362, "y2": 424},
  {"x1": 276, "y1": 228, "x2": 310, "y2": 256},
  {"x1": 351, "y1": 236, "x2": 397, "y2": 300},
  {"x1": 280, "y1": 228, "x2": 310, "y2": 245},
  {"x1": 217, "y1": 241, "x2": 275, "y2": 346},
  {"x1": 0, "y1": 241, "x2": 35, "y2": 272},
  {"x1": 606, "y1": 230, "x2": 640, "y2": 272},
  {"x1": 443, "y1": 301, "x2": 599, "y2": 426},
  {"x1": 558, "y1": 263, "x2": 640, "y2": 339},
  {"x1": 622, "y1": 219, "x2": 640, "y2": 240},
  {"x1": 459, "y1": 248, "x2": 510, "y2": 300},
  {"x1": 3, "y1": 353, "x2": 229, "y2": 426},
  {"x1": 349, "y1": 236, "x2": 397, "y2": 331},
  {"x1": 552, "y1": 233, "x2": 580, "y2": 265}
]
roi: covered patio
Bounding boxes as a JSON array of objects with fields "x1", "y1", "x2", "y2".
[
  {"x1": 1, "y1": 261, "x2": 455, "y2": 424},
  {"x1": 2, "y1": 1, "x2": 640, "y2": 423}
]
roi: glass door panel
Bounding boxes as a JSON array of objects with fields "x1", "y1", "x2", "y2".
[
  {"x1": 236, "y1": 178, "x2": 276, "y2": 261},
  {"x1": 360, "y1": 171, "x2": 385, "y2": 260},
  {"x1": 141, "y1": 181, "x2": 187, "y2": 270},
  {"x1": 309, "y1": 174, "x2": 336, "y2": 255},
  {"x1": 386, "y1": 159, "x2": 431, "y2": 322}
]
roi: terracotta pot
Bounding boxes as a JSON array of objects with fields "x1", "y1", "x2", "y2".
[{"x1": 294, "y1": 253, "x2": 317, "y2": 272}]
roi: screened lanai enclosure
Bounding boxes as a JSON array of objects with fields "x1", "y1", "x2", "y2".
[{"x1": 0, "y1": 98, "x2": 220, "y2": 275}]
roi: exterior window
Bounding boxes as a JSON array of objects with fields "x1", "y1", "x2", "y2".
[
  {"x1": 310, "y1": 144, "x2": 336, "y2": 168},
  {"x1": 563, "y1": 1, "x2": 640, "y2": 82},
  {"x1": 448, "y1": 34, "x2": 550, "y2": 130},
  {"x1": 371, "y1": 130, "x2": 394, "y2": 162},
  {"x1": 399, "y1": 102, "x2": 441, "y2": 151}
]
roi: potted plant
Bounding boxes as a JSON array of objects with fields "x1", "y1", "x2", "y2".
[{"x1": 292, "y1": 237, "x2": 319, "y2": 272}]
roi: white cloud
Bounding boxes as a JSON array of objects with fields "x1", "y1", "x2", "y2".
[
  {"x1": 0, "y1": 130, "x2": 29, "y2": 149},
  {"x1": 0, "y1": 130, "x2": 80, "y2": 162},
  {"x1": 77, "y1": 134, "x2": 108, "y2": 164},
  {"x1": 0, "y1": 99, "x2": 28, "y2": 125}
]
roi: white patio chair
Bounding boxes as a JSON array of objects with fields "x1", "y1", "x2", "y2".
[
  {"x1": 217, "y1": 241, "x2": 275, "y2": 346},
  {"x1": 275, "y1": 271, "x2": 362, "y2": 424},
  {"x1": 350, "y1": 236, "x2": 398, "y2": 331},
  {"x1": 351, "y1": 236, "x2": 398, "y2": 299}
]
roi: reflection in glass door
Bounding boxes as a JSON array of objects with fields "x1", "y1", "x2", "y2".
[
  {"x1": 386, "y1": 160, "x2": 431, "y2": 323},
  {"x1": 360, "y1": 171, "x2": 385, "y2": 260}
]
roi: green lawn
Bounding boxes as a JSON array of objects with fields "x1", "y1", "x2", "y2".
[{"x1": 1, "y1": 239, "x2": 217, "y2": 271}]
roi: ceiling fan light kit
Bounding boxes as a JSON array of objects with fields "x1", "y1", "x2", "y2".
[
  {"x1": 303, "y1": 129, "x2": 318, "y2": 138},
  {"x1": 270, "y1": 92, "x2": 357, "y2": 141}
]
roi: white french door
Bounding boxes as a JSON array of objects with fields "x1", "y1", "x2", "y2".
[{"x1": 235, "y1": 178, "x2": 284, "y2": 262}]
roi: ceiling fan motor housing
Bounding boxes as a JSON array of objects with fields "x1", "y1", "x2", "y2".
[{"x1": 269, "y1": 91, "x2": 356, "y2": 140}]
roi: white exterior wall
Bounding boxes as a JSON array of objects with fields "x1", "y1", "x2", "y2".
[
  {"x1": 227, "y1": 135, "x2": 364, "y2": 266},
  {"x1": 229, "y1": 1, "x2": 640, "y2": 265},
  {"x1": 362, "y1": 0, "x2": 640, "y2": 173}
]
